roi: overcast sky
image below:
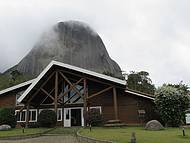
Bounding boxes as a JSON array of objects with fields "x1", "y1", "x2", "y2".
[{"x1": 0, "y1": 0, "x2": 190, "y2": 87}]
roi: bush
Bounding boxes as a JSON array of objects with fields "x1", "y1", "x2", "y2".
[
  {"x1": 87, "y1": 108, "x2": 103, "y2": 126},
  {"x1": 155, "y1": 85, "x2": 190, "y2": 127},
  {"x1": 0, "y1": 108, "x2": 16, "y2": 128},
  {"x1": 28, "y1": 122, "x2": 39, "y2": 128},
  {"x1": 37, "y1": 110, "x2": 57, "y2": 127}
]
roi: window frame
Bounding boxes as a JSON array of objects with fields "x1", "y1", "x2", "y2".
[
  {"x1": 89, "y1": 106, "x2": 102, "y2": 114},
  {"x1": 16, "y1": 109, "x2": 37, "y2": 123}
]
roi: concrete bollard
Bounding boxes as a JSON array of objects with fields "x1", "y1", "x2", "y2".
[{"x1": 131, "y1": 132, "x2": 136, "y2": 143}]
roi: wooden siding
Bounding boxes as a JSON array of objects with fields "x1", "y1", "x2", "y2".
[{"x1": 0, "y1": 94, "x2": 16, "y2": 108}]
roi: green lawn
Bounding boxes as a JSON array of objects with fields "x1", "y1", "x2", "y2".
[
  {"x1": 0, "y1": 128, "x2": 49, "y2": 138},
  {"x1": 79, "y1": 127, "x2": 190, "y2": 143}
]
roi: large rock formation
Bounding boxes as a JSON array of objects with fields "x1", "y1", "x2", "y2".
[{"x1": 13, "y1": 21, "x2": 122, "y2": 78}]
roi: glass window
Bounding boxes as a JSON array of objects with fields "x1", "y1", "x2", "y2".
[
  {"x1": 89, "y1": 106, "x2": 102, "y2": 114},
  {"x1": 29, "y1": 110, "x2": 37, "y2": 122},
  {"x1": 16, "y1": 111, "x2": 26, "y2": 122},
  {"x1": 16, "y1": 112, "x2": 20, "y2": 121},
  {"x1": 57, "y1": 109, "x2": 62, "y2": 121},
  {"x1": 66, "y1": 109, "x2": 70, "y2": 120},
  {"x1": 21, "y1": 111, "x2": 26, "y2": 121},
  {"x1": 31, "y1": 111, "x2": 36, "y2": 121}
]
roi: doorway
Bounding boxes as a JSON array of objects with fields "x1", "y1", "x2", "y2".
[{"x1": 71, "y1": 109, "x2": 81, "y2": 126}]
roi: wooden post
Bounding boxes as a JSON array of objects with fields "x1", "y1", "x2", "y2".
[
  {"x1": 83, "y1": 78, "x2": 87, "y2": 127},
  {"x1": 62, "y1": 80, "x2": 65, "y2": 127},
  {"x1": 113, "y1": 87, "x2": 118, "y2": 120},
  {"x1": 54, "y1": 71, "x2": 58, "y2": 115},
  {"x1": 37, "y1": 108, "x2": 39, "y2": 121},
  {"x1": 25, "y1": 104, "x2": 30, "y2": 128}
]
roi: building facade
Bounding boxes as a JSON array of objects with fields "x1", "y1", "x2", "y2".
[{"x1": 0, "y1": 61, "x2": 155, "y2": 127}]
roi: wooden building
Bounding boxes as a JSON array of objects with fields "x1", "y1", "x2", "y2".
[{"x1": 0, "y1": 61, "x2": 155, "y2": 127}]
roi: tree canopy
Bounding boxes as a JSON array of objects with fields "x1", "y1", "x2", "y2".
[
  {"x1": 155, "y1": 84, "x2": 190, "y2": 127},
  {"x1": 126, "y1": 71, "x2": 155, "y2": 95}
]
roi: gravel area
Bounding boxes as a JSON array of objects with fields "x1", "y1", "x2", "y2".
[{"x1": 0, "y1": 135, "x2": 79, "y2": 143}]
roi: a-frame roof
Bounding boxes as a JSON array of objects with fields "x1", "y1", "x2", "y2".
[{"x1": 18, "y1": 60, "x2": 126, "y2": 103}]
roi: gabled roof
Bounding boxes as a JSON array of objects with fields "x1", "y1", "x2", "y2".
[
  {"x1": 0, "y1": 79, "x2": 35, "y2": 95},
  {"x1": 18, "y1": 60, "x2": 126, "y2": 103},
  {"x1": 125, "y1": 89, "x2": 155, "y2": 100}
]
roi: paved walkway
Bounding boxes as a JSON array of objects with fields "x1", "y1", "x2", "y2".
[{"x1": 0, "y1": 135, "x2": 79, "y2": 143}]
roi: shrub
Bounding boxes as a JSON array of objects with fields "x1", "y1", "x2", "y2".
[
  {"x1": 0, "y1": 108, "x2": 16, "y2": 128},
  {"x1": 37, "y1": 109, "x2": 57, "y2": 127},
  {"x1": 28, "y1": 122, "x2": 39, "y2": 128},
  {"x1": 87, "y1": 108, "x2": 103, "y2": 126},
  {"x1": 155, "y1": 85, "x2": 190, "y2": 127}
]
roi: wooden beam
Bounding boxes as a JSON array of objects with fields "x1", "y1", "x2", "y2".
[
  {"x1": 83, "y1": 78, "x2": 87, "y2": 127},
  {"x1": 87, "y1": 86, "x2": 113, "y2": 100},
  {"x1": 62, "y1": 79, "x2": 65, "y2": 127},
  {"x1": 39, "y1": 89, "x2": 54, "y2": 105},
  {"x1": 113, "y1": 87, "x2": 118, "y2": 120},
  {"x1": 59, "y1": 72, "x2": 82, "y2": 97},
  {"x1": 58, "y1": 70, "x2": 114, "y2": 87},
  {"x1": 57, "y1": 77, "x2": 84, "y2": 100},
  {"x1": 41, "y1": 88, "x2": 55, "y2": 101},
  {"x1": 54, "y1": 71, "x2": 58, "y2": 114},
  {"x1": 26, "y1": 72, "x2": 55, "y2": 104},
  {"x1": 25, "y1": 104, "x2": 30, "y2": 128},
  {"x1": 61, "y1": 87, "x2": 83, "y2": 104}
]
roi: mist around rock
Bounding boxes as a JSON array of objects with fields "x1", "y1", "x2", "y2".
[{"x1": 5, "y1": 21, "x2": 123, "y2": 79}]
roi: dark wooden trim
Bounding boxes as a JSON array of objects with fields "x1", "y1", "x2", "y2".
[
  {"x1": 41, "y1": 88, "x2": 55, "y2": 101},
  {"x1": 87, "y1": 86, "x2": 113, "y2": 100},
  {"x1": 26, "y1": 72, "x2": 55, "y2": 104},
  {"x1": 54, "y1": 71, "x2": 58, "y2": 114},
  {"x1": 57, "y1": 77, "x2": 84, "y2": 100},
  {"x1": 58, "y1": 72, "x2": 82, "y2": 97},
  {"x1": 25, "y1": 104, "x2": 30, "y2": 128},
  {"x1": 58, "y1": 69, "x2": 123, "y2": 88},
  {"x1": 62, "y1": 88, "x2": 83, "y2": 105},
  {"x1": 83, "y1": 78, "x2": 87, "y2": 127}
]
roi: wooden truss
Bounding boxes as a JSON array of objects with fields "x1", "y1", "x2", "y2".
[{"x1": 24, "y1": 70, "x2": 119, "y2": 127}]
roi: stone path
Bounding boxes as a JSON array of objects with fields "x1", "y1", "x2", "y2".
[{"x1": 0, "y1": 135, "x2": 79, "y2": 143}]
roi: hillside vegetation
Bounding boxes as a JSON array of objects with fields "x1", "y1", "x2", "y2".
[{"x1": 0, "y1": 70, "x2": 33, "y2": 90}]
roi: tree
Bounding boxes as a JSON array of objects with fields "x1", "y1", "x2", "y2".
[
  {"x1": 0, "y1": 108, "x2": 16, "y2": 128},
  {"x1": 155, "y1": 84, "x2": 190, "y2": 127},
  {"x1": 167, "y1": 81, "x2": 189, "y2": 95},
  {"x1": 126, "y1": 71, "x2": 155, "y2": 95}
]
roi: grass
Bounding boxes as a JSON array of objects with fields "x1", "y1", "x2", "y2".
[
  {"x1": 0, "y1": 127, "x2": 79, "y2": 138},
  {"x1": 79, "y1": 127, "x2": 190, "y2": 143},
  {"x1": 0, "y1": 128, "x2": 49, "y2": 138}
]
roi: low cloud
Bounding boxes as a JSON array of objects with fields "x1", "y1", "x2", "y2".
[{"x1": 0, "y1": 0, "x2": 190, "y2": 86}]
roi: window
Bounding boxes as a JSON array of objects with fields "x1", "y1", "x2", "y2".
[
  {"x1": 64, "y1": 85, "x2": 84, "y2": 104},
  {"x1": 16, "y1": 111, "x2": 26, "y2": 122},
  {"x1": 66, "y1": 109, "x2": 70, "y2": 120},
  {"x1": 29, "y1": 110, "x2": 37, "y2": 122},
  {"x1": 16, "y1": 110, "x2": 37, "y2": 122},
  {"x1": 57, "y1": 109, "x2": 62, "y2": 121},
  {"x1": 89, "y1": 106, "x2": 102, "y2": 114}
]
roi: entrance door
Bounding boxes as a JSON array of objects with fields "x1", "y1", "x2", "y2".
[
  {"x1": 64, "y1": 107, "x2": 84, "y2": 127},
  {"x1": 64, "y1": 108, "x2": 71, "y2": 127},
  {"x1": 71, "y1": 109, "x2": 81, "y2": 126}
]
